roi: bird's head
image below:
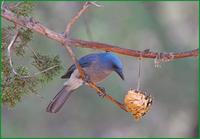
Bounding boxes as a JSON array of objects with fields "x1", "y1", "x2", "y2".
[{"x1": 106, "y1": 52, "x2": 125, "y2": 80}]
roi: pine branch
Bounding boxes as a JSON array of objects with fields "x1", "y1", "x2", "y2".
[{"x1": 1, "y1": 3, "x2": 62, "y2": 107}]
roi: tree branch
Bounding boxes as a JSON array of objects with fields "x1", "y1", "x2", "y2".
[
  {"x1": 7, "y1": 29, "x2": 19, "y2": 75},
  {"x1": 63, "y1": 2, "x2": 101, "y2": 78},
  {"x1": 64, "y1": 2, "x2": 92, "y2": 38},
  {"x1": 2, "y1": 8, "x2": 198, "y2": 60},
  {"x1": 62, "y1": 2, "x2": 128, "y2": 112},
  {"x1": 21, "y1": 65, "x2": 59, "y2": 79},
  {"x1": 87, "y1": 81, "x2": 128, "y2": 112},
  {"x1": 63, "y1": 2, "x2": 96, "y2": 79}
]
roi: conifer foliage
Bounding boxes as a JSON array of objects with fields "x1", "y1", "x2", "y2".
[{"x1": 2, "y1": 2, "x2": 62, "y2": 107}]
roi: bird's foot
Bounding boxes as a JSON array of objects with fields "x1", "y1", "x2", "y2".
[
  {"x1": 83, "y1": 74, "x2": 91, "y2": 84},
  {"x1": 97, "y1": 87, "x2": 106, "y2": 97}
]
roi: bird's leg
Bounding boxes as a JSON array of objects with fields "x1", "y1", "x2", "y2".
[
  {"x1": 97, "y1": 86, "x2": 106, "y2": 97},
  {"x1": 82, "y1": 73, "x2": 91, "y2": 84},
  {"x1": 81, "y1": 73, "x2": 106, "y2": 97}
]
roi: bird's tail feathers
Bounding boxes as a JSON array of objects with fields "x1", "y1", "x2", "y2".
[
  {"x1": 47, "y1": 71, "x2": 84, "y2": 113},
  {"x1": 46, "y1": 85, "x2": 73, "y2": 113}
]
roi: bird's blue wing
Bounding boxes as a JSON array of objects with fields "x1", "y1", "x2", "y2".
[
  {"x1": 61, "y1": 61, "x2": 90, "y2": 79},
  {"x1": 61, "y1": 54, "x2": 98, "y2": 79}
]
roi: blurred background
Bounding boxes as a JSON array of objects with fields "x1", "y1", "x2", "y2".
[{"x1": 2, "y1": 1, "x2": 198, "y2": 138}]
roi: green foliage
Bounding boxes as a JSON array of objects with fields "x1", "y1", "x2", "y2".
[
  {"x1": 2, "y1": 66, "x2": 39, "y2": 107},
  {"x1": 32, "y1": 52, "x2": 63, "y2": 83},
  {"x1": 2, "y1": 2, "x2": 62, "y2": 107},
  {"x1": 12, "y1": 2, "x2": 34, "y2": 17},
  {"x1": 15, "y1": 28, "x2": 33, "y2": 56},
  {"x1": 2, "y1": 49, "x2": 62, "y2": 107}
]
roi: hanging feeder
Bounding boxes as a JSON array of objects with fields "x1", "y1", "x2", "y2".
[
  {"x1": 124, "y1": 89, "x2": 153, "y2": 120},
  {"x1": 124, "y1": 51, "x2": 153, "y2": 121}
]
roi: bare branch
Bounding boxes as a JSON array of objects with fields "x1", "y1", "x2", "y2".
[
  {"x1": 22, "y1": 65, "x2": 59, "y2": 78},
  {"x1": 63, "y1": 2, "x2": 127, "y2": 112},
  {"x1": 68, "y1": 39, "x2": 199, "y2": 59},
  {"x1": 63, "y1": 2, "x2": 95, "y2": 79},
  {"x1": 8, "y1": 2, "x2": 23, "y2": 10},
  {"x1": 86, "y1": 81, "x2": 128, "y2": 112},
  {"x1": 1, "y1": 0, "x2": 4, "y2": 10},
  {"x1": 63, "y1": 44, "x2": 85, "y2": 78},
  {"x1": 2, "y1": 8, "x2": 198, "y2": 60},
  {"x1": 64, "y1": 2, "x2": 89, "y2": 37},
  {"x1": 64, "y1": 2, "x2": 100, "y2": 38},
  {"x1": 7, "y1": 30, "x2": 19, "y2": 75},
  {"x1": 89, "y1": 2, "x2": 102, "y2": 7},
  {"x1": 28, "y1": 45, "x2": 39, "y2": 59},
  {"x1": 13, "y1": 64, "x2": 59, "y2": 79}
]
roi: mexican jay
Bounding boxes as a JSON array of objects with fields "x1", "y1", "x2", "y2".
[{"x1": 46, "y1": 52, "x2": 124, "y2": 113}]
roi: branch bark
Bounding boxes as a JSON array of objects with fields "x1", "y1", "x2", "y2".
[
  {"x1": 64, "y1": 2, "x2": 92, "y2": 38},
  {"x1": 2, "y1": 8, "x2": 198, "y2": 60},
  {"x1": 62, "y1": 2, "x2": 95, "y2": 79}
]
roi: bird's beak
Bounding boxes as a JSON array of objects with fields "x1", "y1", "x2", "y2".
[{"x1": 115, "y1": 69, "x2": 125, "y2": 80}]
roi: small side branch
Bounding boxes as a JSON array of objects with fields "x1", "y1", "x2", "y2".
[
  {"x1": 63, "y1": 2, "x2": 101, "y2": 78},
  {"x1": 7, "y1": 30, "x2": 19, "y2": 75},
  {"x1": 64, "y1": 2, "x2": 94, "y2": 38},
  {"x1": 63, "y1": 2, "x2": 95, "y2": 78},
  {"x1": 63, "y1": 42, "x2": 85, "y2": 78},
  {"x1": 1, "y1": 0, "x2": 4, "y2": 10},
  {"x1": 87, "y1": 81, "x2": 128, "y2": 112},
  {"x1": 21, "y1": 65, "x2": 59, "y2": 79}
]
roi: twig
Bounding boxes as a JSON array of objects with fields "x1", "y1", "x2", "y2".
[
  {"x1": 63, "y1": 2, "x2": 100, "y2": 78},
  {"x1": 7, "y1": 30, "x2": 19, "y2": 75},
  {"x1": 25, "y1": 65, "x2": 59, "y2": 78},
  {"x1": 64, "y1": 2, "x2": 100, "y2": 38},
  {"x1": 2, "y1": 8, "x2": 198, "y2": 60},
  {"x1": 20, "y1": 65, "x2": 59, "y2": 79},
  {"x1": 3, "y1": 65, "x2": 59, "y2": 83},
  {"x1": 1, "y1": 0, "x2": 4, "y2": 10},
  {"x1": 89, "y1": 2, "x2": 102, "y2": 7},
  {"x1": 87, "y1": 81, "x2": 128, "y2": 112},
  {"x1": 8, "y1": 2, "x2": 23, "y2": 10},
  {"x1": 64, "y1": 2, "x2": 89, "y2": 37},
  {"x1": 28, "y1": 45, "x2": 39, "y2": 59},
  {"x1": 64, "y1": 44, "x2": 85, "y2": 78}
]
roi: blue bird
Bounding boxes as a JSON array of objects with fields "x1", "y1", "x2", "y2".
[{"x1": 46, "y1": 52, "x2": 124, "y2": 113}]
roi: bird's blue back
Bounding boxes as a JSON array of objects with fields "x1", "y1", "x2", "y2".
[{"x1": 61, "y1": 52, "x2": 123, "y2": 79}]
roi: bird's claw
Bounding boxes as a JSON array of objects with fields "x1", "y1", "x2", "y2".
[
  {"x1": 82, "y1": 74, "x2": 106, "y2": 98},
  {"x1": 83, "y1": 74, "x2": 91, "y2": 83},
  {"x1": 97, "y1": 87, "x2": 106, "y2": 97}
]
